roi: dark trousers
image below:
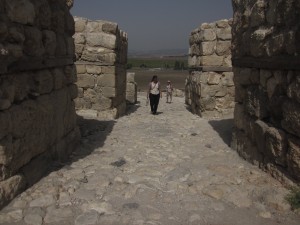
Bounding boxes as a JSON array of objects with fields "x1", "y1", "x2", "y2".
[{"x1": 149, "y1": 93, "x2": 160, "y2": 113}]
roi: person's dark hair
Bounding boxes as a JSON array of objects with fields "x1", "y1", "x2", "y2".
[{"x1": 151, "y1": 75, "x2": 158, "y2": 82}]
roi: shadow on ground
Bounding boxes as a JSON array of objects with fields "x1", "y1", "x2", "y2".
[
  {"x1": 208, "y1": 119, "x2": 234, "y2": 146},
  {"x1": 126, "y1": 101, "x2": 141, "y2": 116}
]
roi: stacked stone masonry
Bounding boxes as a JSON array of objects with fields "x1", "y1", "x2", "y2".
[
  {"x1": 126, "y1": 72, "x2": 137, "y2": 104},
  {"x1": 74, "y1": 17, "x2": 128, "y2": 119},
  {"x1": 186, "y1": 19, "x2": 235, "y2": 118},
  {"x1": 0, "y1": 0, "x2": 80, "y2": 208},
  {"x1": 232, "y1": 0, "x2": 300, "y2": 184}
]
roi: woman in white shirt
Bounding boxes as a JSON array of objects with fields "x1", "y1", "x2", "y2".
[{"x1": 147, "y1": 75, "x2": 162, "y2": 115}]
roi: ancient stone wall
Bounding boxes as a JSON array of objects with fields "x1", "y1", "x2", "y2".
[
  {"x1": 74, "y1": 17, "x2": 128, "y2": 119},
  {"x1": 186, "y1": 19, "x2": 235, "y2": 118},
  {"x1": 0, "y1": 0, "x2": 80, "y2": 208},
  {"x1": 231, "y1": 0, "x2": 300, "y2": 184},
  {"x1": 126, "y1": 72, "x2": 137, "y2": 104}
]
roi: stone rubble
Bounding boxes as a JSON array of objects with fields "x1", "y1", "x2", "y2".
[{"x1": 0, "y1": 93, "x2": 299, "y2": 225}]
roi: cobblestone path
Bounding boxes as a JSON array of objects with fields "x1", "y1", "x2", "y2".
[{"x1": 0, "y1": 94, "x2": 299, "y2": 225}]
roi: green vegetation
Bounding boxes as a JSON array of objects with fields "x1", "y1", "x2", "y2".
[
  {"x1": 285, "y1": 186, "x2": 300, "y2": 210},
  {"x1": 127, "y1": 58, "x2": 188, "y2": 70}
]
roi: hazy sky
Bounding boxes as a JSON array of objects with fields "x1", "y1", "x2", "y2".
[{"x1": 71, "y1": 0, "x2": 233, "y2": 52}]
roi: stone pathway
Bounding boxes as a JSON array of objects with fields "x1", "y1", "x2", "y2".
[{"x1": 1, "y1": 93, "x2": 299, "y2": 225}]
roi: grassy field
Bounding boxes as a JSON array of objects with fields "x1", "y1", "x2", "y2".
[
  {"x1": 129, "y1": 69, "x2": 189, "y2": 92},
  {"x1": 128, "y1": 57, "x2": 188, "y2": 69}
]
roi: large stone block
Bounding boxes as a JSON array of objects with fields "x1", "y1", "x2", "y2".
[
  {"x1": 287, "y1": 137, "x2": 300, "y2": 181},
  {"x1": 101, "y1": 87, "x2": 116, "y2": 98},
  {"x1": 207, "y1": 72, "x2": 221, "y2": 85},
  {"x1": 32, "y1": 70, "x2": 54, "y2": 94},
  {"x1": 200, "y1": 55, "x2": 224, "y2": 66},
  {"x1": 96, "y1": 74, "x2": 115, "y2": 87},
  {"x1": 199, "y1": 42, "x2": 215, "y2": 56},
  {"x1": 5, "y1": 0, "x2": 35, "y2": 25},
  {"x1": 216, "y1": 28, "x2": 232, "y2": 40},
  {"x1": 77, "y1": 74, "x2": 95, "y2": 89},
  {"x1": 216, "y1": 41, "x2": 231, "y2": 56},
  {"x1": 245, "y1": 86, "x2": 269, "y2": 119},
  {"x1": 74, "y1": 17, "x2": 87, "y2": 33},
  {"x1": 200, "y1": 29, "x2": 216, "y2": 41},
  {"x1": 86, "y1": 33, "x2": 117, "y2": 49},
  {"x1": 265, "y1": 127, "x2": 288, "y2": 167},
  {"x1": 86, "y1": 65, "x2": 102, "y2": 75},
  {"x1": 282, "y1": 100, "x2": 300, "y2": 138}
]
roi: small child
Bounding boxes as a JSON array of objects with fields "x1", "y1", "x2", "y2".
[{"x1": 166, "y1": 80, "x2": 173, "y2": 103}]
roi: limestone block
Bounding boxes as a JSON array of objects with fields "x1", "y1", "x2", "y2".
[
  {"x1": 200, "y1": 96, "x2": 216, "y2": 111},
  {"x1": 233, "y1": 67, "x2": 252, "y2": 85},
  {"x1": 12, "y1": 73, "x2": 29, "y2": 102},
  {"x1": 86, "y1": 65, "x2": 102, "y2": 75},
  {"x1": 55, "y1": 34, "x2": 67, "y2": 56},
  {"x1": 127, "y1": 72, "x2": 135, "y2": 83},
  {"x1": 217, "y1": 28, "x2": 232, "y2": 41},
  {"x1": 86, "y1": 21, "x2": 103, "y2": 33},
  {"x1": 190, "y1": 44, "x2": 201, "y2": 56},
  {"x1": 101, "y1": 87, "x2": 116, "y2": 98},
  {"x1": 5, "y1": 0, "x2": 35, "y2": 25},
  {"x1": 75, "y1": 97, "x2": 92, "y2": 109},
  {"x1": 199, "y1": 42, "x2": 215, "y2": 56},
  {"x1": 76, "y1": 64, "x2": 86, "y2": 74},
  {"x1": 52, "y1": 68, "x2": 64, "y2": 90},
  {"x1": 266, "y1": 76, "x2": 278, "y2": 99},
  {"x1": 96, "y1": 74, "x2": 115, "y2": 87},
  {"x1": 200, "y1": 29, "x2": 216, "y2": 41},
  {"x1": 253, "y1": 120, "x2": 269, "y2": 153},
  {"x1": 188, "y1": 56, "x2": 200, "y2": 67},
  {"x1": 66, "y1": 37, "x2": 75, "y2": 56},
  {"x1": 43, "y1": 30, "x2": 56, "y2": 56},
  {"x1": 207, "y1": 72, "x2": 221, "y2": 85},
  {"x1": 223, "y1": 55, "x2": 232, "y2": 67},
  {"x1": 265, "y1": 127, "x2": 287, "y2": 166},
  {"x1": 24, "y1": 27, "x2": 44, "y2": 57},
  {"x1": 200, "y1": 55, "x2": 223, "y2": 66},
  {"x1": 75, "y1": 44, "x2": 84, "y2": 57},
  {"x1": 235, "y1": 84, "x2": 246, "y2": 103},
  {"x1": 250, "y1": 1, "x2": 266, "y2": 27},
  {"x1": 77, "y1": 74, "x2": 95, "y2": 89},
  {"x1": 216, "y1": 41, "x2": 231, "y2": 56},
  {"x1": 64, "y1": 65, "x2": 77, "y2": 84},
  {"x1": 287, "y1": 75, "x2": 300, "y2": 104},
  {"x1": 0, "y1": 99, "x2": 11, "y2": 111},
  {"x1": 74, "y1": 17, "x2": 87, "y2": 33},
  {"x1": 216, "y1": 20, "x2": 229, "y2": 28},
  {"x1": 245, "y1": 86, "x2": 269, "y2": 119},
  {"x1": 260, "y1": 70, "x2": 272, "y2": 88},
  {"x1": 78, "y1": 88, "x2": 84, "y2": 98},
  {"x1": 81, "y1": 48, "x2": 116, "y2": 64},
  {"x1": 102, "y1": 21, "x2": 118, "y2": 35},
  {"x1": 102, "y1": 66, "x2": 116, "y2": 74},
  {"x1": 287, "y1": 137, "x2": 300, "y2": 181},
  {"x1": 32, "y1": 70, "x2": 53, "y2": 94},
  {"x1": 234, "y1": 103, "x2": 246, "y2": 131},
  {"x1": 282, "y1": 100, "x2": 300, "y2": 138},
  {"x1": 222, "y1": 72, "x2": 234, "y2": 87},
  {"x1": 74, "y1": 33, "x2": 86, "y2": 45},
  {"x1": 86, "y1": 33, "x2": 117, "y2": 49},
  {"x1": 91, "y1": 98, "x2": 112, "y2": 111},
  {"x1": 0, "y1": 175, "x2": 26, "y2": 209}
]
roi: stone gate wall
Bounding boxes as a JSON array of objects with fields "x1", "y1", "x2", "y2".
[
  {"x1": 74, "y1": 17, "x2": 128, "y2": 119},
  {"x1": 186, "y1": 19, "x2": 235, "y2": 118},
  {"x1": 231, "y1": 0, "x2": 300, "y2": 184},
  {"x1": 126, "y1": 72, "x2": 137, "y2": 104},
  {"x1": 0, "y1": 0, "x2": 80, "y2": 208}
]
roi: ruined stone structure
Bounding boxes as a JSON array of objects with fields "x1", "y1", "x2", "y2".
[
  {"x1": 126, "y1": 72, "x2": 137, "y2": 104},
  {"x1": 0, "y1": 0, "x2": 80, "y2": 208},
  {"x1": 186, "y1": 19, "x2": 235, "y2": 118},
  {"x1": 231, "y1": 0, "x2": 300, "y2": 184},
  {"x1": 74, "y1": 17, "x2": 128, "y2": 119}
]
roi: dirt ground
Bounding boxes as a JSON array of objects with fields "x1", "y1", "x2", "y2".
[{"x1": 129, "y1": 69, "x2": 189, "y2": 92}]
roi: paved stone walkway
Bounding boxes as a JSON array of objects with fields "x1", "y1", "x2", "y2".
[{"x1": 1, "y1": 94, "x2": 299, "y2": 225}]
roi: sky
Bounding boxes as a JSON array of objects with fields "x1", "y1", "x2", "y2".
[{"x1": 71, "y1": 0, "x2": 233, "y2": 52}]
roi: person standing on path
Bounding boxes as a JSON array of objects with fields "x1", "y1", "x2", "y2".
[
  {"x1": 147, "y1": 75, "x2": 162, "y2": 115},
  {"x1": 166, "y1": 80, "x2": 173, "y2": 103}
]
